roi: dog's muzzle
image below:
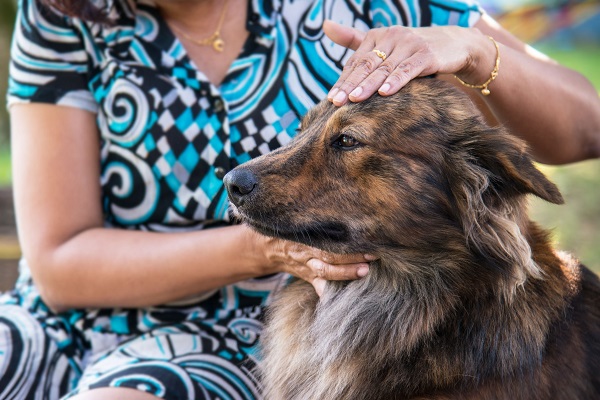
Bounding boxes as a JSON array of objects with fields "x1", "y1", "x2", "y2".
[{"x1": 223, "y1": 168, "x2": 258, "y2": 207}]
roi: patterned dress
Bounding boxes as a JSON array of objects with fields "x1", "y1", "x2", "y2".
[{"x1": 2, "y1": 0, "x2": 481, "y2": 398}]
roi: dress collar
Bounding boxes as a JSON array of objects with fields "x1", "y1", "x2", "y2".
[{"x1": 132, "y1": 0, "x2": 282, "y2": 45}]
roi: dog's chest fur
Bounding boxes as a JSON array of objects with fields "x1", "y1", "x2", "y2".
[{"x1": 259, "y1": 240, "x2": 594, "y2": 400}]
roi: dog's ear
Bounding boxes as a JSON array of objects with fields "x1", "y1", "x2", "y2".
[
  {"x1": 449, "y1": 128, "x2": 563, "y2": 293},
  {"x1": 461, "y1": 129, "x2": 564, "y2": 205}
]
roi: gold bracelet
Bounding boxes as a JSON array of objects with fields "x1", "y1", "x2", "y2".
[{"x1": 454, "y1": 36, "x2": 500, "y2": 96}]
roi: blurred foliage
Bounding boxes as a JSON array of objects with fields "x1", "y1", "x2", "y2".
[
  {"x1": 0, "y1": 0, "x2": 16, "y2": 151},
  {"x1": 481, "y1": 0, "x2": 600, "y2": 44},
  {"x1": 0, "y1": 0, "x2": 16, "y2": 27},
  {"x1": 0, "y1": 147, "x2": 10, "y2": 185},
  {"x1": 532, "y1": 161, "x2": 600, "y2": 273}
]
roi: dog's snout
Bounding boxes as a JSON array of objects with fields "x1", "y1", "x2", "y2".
[{"x1": 223, "y1": 168, "x2": 258, "y2": 206}]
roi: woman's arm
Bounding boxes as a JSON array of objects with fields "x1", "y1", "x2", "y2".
[
  {"x1": 11, "y1": 104, "x2": 370, "y2": 312},
  {"x1": 323, "y1": 15, "x2": 600, "y2": 165},
  {"x1": 465, "y1": 15, "x2": 600, "y2": 164}
]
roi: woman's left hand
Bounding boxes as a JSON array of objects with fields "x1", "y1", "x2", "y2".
[{"x1": 323, "y1": 20, "x2": 492, "y2": 106}]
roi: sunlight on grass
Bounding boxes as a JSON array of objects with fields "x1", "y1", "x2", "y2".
[
  {"x1": 0, "y1": 147, "x2": 10, "y2": 187},
  {"x1": 532, "y1": 160, "x2": 600, "y2": 274}
]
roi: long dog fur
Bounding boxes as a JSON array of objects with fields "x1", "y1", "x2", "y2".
[{"x1": 224, "y1": 79, "x2": 600, "y2": 400}]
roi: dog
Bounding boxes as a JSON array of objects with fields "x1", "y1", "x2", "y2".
[{"x1": 223, "y1": 78, "x2": 600, "y2": 400}]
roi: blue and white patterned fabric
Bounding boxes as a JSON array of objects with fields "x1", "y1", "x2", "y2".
[{"x1": 3, "y1": 0, "x2": 481, "y2": 398}]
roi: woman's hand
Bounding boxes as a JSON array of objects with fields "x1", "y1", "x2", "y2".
[
  {"x1": 323, "y1": 20, "x2": 492, "y2": 106},
  {"x1": 257, "y1": 234, "x2": 373, "y2": 296}
]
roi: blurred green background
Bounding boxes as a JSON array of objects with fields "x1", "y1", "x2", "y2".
[{"x1": 0, "y1": 0, "x2": 598, "y2": 273}]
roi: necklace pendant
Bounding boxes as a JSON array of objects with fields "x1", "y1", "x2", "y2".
[{"x1": 212, "y1": 37, "x2": 225, "y2": 52}]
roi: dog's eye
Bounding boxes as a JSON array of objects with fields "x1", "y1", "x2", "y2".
[{"x1": 333, "y1": 134, "x2": 359, "y2": 149}]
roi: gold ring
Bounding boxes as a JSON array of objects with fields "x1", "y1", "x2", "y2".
[{"x1": 372, "y1": 49, "x2": 387, "y2": 61}]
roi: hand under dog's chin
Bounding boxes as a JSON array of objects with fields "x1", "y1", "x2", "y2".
[{"x1": 235, "y1": 212, "x2": 355, "y2": 253}]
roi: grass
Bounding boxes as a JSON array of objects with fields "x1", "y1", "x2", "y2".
[
  {"x1": 532, "y1": 161, "x2": 600, "y2": 273},
  {"x1": 0, "y1": 146, "x2": 10, "y2": 187}
]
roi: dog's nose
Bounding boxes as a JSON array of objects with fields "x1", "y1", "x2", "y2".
[{"x1": 223, "y1": 168, "x2": 258, "y2": 206}]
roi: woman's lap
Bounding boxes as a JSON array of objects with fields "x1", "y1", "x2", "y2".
[
  {"x1": 0, "y1": 305, "x2": 77, "y2": 399},
  {"x1": 0, "y1": 304, "x2": 263, "y2": 400},
  {"x1": 0, "y1": 268, "x2": 285, "y2": 399},
  {"x1": 70, "y1": 323, "x2": 263, "y2": 399}
]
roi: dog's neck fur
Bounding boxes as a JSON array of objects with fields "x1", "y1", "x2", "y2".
[
  {"x1": 327, "y1": 222, "x2": 574, "y2": 394},
  {"x1": 261, "y1": 221, "x2": 578, "y2": 400}
]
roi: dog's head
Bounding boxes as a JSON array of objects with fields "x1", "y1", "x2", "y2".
[{"x1": 224, "y1": 79, "x2": 563, "y2": 283}]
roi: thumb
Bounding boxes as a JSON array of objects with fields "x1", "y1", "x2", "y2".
[{"x1": 323, "y1": 19, "x2": 366, "y2": 51}]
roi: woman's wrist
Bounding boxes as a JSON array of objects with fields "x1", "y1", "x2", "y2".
[
  {"x1": 237, "y1": 224, "x2": 281, "y2": 276},
  {"x1": 454, "y1": 29, "x2": 500, "y2": 91}
]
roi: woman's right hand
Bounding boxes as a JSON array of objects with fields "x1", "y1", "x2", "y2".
[{"x1": 255, "y1": 233, "x2": 373, "y2": 296}]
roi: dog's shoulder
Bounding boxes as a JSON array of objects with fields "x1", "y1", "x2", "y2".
[
  {"x1": 572, "y1": 258, "x2": 600, "y2": 335},
  {"x1": 543, "y1": 252, "x2": 600, "y2": 394}
]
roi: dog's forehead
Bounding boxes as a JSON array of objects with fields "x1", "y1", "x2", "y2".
[
  {"x1": 301, "y1": 100, "x2": 338, "y2": 130},
  {"x1": 301, "y1": 98, "x2": 385, "y2": 134},
  {"x1": 300, "y1": 80, "x2": 482, "y2": 140}
]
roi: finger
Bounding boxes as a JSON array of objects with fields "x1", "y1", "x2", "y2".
[
  {"x1": 347, "y1": 56, "x2": 396, "y2": 102},
  {"x1": 318, "y1": 251, "x2": 375, "y2": 265},
  {"x1": 323, "y1": 20, "x2": 366, "y2": 51},
  {"x1": 329, "y1": 43, "x2": 382, "y2": 106},
  {"x1": 307, "y1": 258, "x2": 370, "y2": 281},
  {"x1": 378, "y1": 53, "x2": 434, "y2": 96},
  {"x1": 327, "y1": 27, "x2": 377, "y2": 104},
  {"x1": 348, "y1": 36, "x2": 436, "y2": 102}
]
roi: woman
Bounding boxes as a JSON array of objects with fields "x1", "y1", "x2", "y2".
[{"x1": 2, "y1": 0, "x2": 599, "y2": 399}]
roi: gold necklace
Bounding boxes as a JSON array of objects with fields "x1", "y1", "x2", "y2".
[{"x1": 170, "y1": 0, "x2": 229, "y2": 53}]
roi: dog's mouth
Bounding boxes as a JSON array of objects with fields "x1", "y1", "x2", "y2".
[{"x1": 240, "y1": 214, "x2": 350, "y2": 246}]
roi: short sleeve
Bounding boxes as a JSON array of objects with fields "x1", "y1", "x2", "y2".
[
  {"x1": 428, "y1": 0, "x2": 482, "y2": 27},
  {"x1": 7, "y1": 0, "x2": 98, "y2": 112},
  {"x1": 367, "y1": 0, "x2": 482, "y2": 28}
]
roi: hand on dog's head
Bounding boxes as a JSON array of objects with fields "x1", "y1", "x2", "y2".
[{"x1": 225, "y1": 78, "x2": 563, "y2": 289}]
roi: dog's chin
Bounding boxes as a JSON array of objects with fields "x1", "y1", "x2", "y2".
[{"x1": 240, "y1": 213, "x2": 351, "y2": 251}]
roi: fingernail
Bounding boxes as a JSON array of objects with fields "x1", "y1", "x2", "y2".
[
  {"x1": 327, "y1": 87, "x2": 339, "y2": 101},
  {"x1": 349, "y1": 86, "x2": 363, "y2": 99},
  {"x1": 379, "y1": 82, "x2": 391, "y2": 94},
  {"x1": 333, "y1": 90, "x2": 347, "y2": 105},
  {"x1": 364, "y1": 254, "x2": 377, "y2": 261},
  {"x1": 357, "y1": 265, "x2": 369, "y2": 277}
]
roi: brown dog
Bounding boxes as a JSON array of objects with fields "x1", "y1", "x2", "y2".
[{"x1": 224, "y1": 79, "x2": 600, "y2": 400}]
